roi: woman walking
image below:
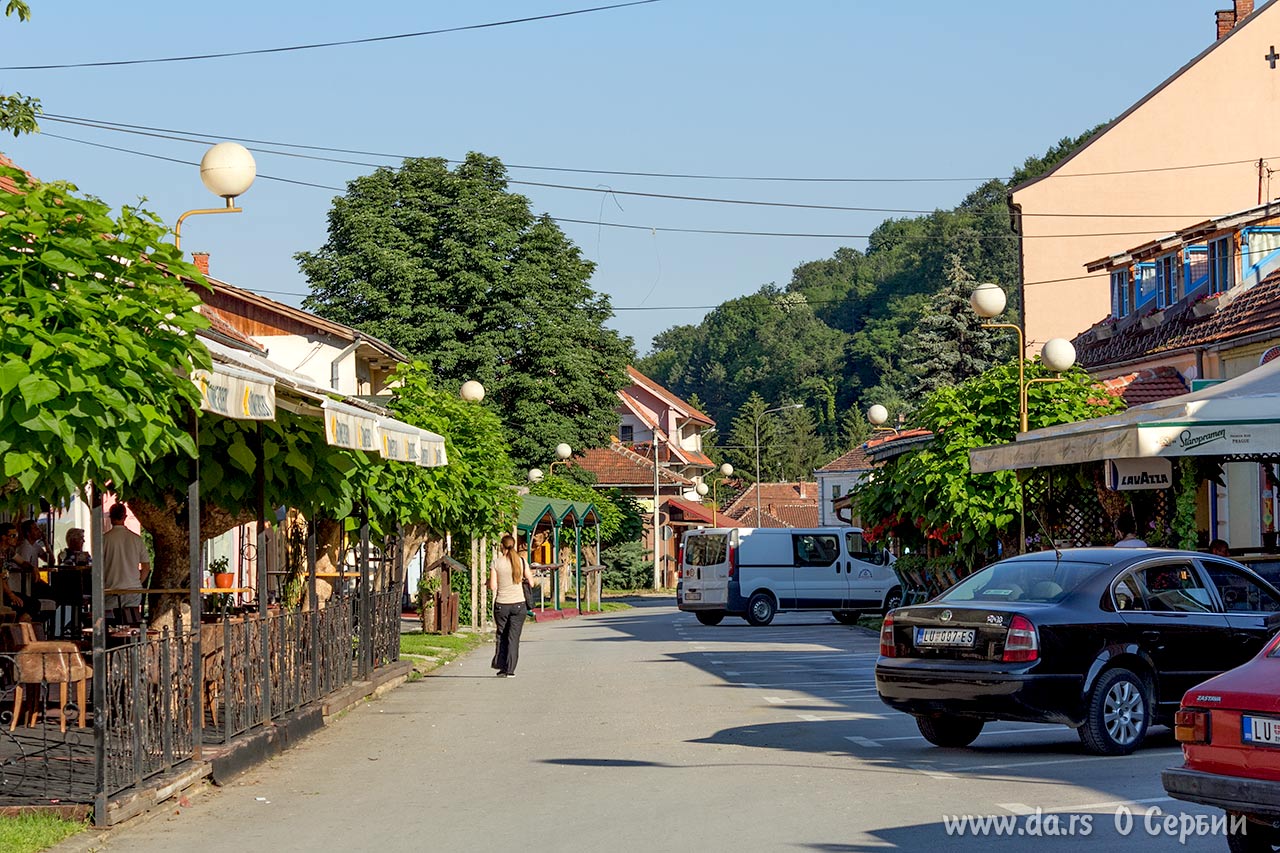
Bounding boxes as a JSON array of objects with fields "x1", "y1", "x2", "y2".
[{"x1": 488, "y1": 534, "x2": 528, "y2": 678}]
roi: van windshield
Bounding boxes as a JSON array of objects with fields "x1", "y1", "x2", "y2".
[
  {"x1": 939, "y1": 559, "x2": 1103, "y2": 604},
  {"x1": 686, "y1": 534, "x2": 728, "y2": 566}
]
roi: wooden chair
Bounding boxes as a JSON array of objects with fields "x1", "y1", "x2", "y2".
[{"x1": 11, "y1": 640, "x2": 88, "y2": 732}]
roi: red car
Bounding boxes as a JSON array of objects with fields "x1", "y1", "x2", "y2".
[{"x1": 1162, "y1": 615, "x2": 1280, "y2": 852}]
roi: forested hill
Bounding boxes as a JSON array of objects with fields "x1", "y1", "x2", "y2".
[{"x1": 635, "y1": 128, "x2": 1102, "y2": 483}]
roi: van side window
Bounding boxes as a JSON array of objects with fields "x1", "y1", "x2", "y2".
[
  {"x1": 845, "y1": 531, "x2": 884, "y2": 565},
  {"x1": 794, "y1": 534, "x2": 838, "y2": 567},
  {"x1": 685, "y1": 535, "x2": 728, "y2": 567}
]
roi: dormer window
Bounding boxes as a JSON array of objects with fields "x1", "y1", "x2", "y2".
[
  {"x1": 1208, "y1": 236, "x2": 1235, "y2": 294},
  {"x1": 1155, "y1": 253, "x2": 1179, "y2": 308},
  {"x1": 1111, "y1": 269, "x2": 1133, "y2": 317}
]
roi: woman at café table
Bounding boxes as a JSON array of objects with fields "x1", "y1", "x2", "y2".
[{"x1": 0, "y1": 522, "x2": 42, "y2": 622}]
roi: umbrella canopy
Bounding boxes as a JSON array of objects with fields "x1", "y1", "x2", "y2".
[{"x1": 970, "y1": 357, "x2": 1280, "y2": 473}]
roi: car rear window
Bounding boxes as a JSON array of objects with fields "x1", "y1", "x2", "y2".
[
  {"x1": 938, "y1": 559, "x2": 1102, "y2": 604},
  {"x1": 685, "y1": 534, "x2": 728, "y2": 567}
]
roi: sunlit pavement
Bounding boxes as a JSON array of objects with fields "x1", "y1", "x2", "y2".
[{"x1": 77, "y1": 601, "x2": 1226, "y2": 852}]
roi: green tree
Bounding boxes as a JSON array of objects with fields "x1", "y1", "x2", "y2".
[
  {"x1": 0, "y1": 167, "x2": 209, "y2": 506},
  {"x1": 773, "y1": 405, "x2": 826, "y2": 481},
  {"x1": 903, "y1": 251, "x2": 1005, "y2": 398},
  {"x1": 0, "y1": 2, "x2": 40, "y2": 136},
  {"x1": 852, "y1": 360, "x2": 1125, "y2": 568},
  {"x1": 297, "y1": 154, "x2": 632, "y2": 470}
]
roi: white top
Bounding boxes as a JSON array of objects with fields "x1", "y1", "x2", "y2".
[
  {"x1": 492, "y1": 553, "x2": 526, "y2": 605},
  {"x1": 1114, "y1": 536, "x2": 1148, "y2": 548},
  {"x1": 103, "y1": 526, "x2": 148, "y2": 590}
]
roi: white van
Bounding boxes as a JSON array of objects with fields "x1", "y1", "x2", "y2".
[{"x1": 677, "y1": 527, "x2": 900, "y2": 626}]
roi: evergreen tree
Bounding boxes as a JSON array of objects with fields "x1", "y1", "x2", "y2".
[
  {"x1": 725, "y1": 394, "x2": 772, "y2": 484},
  {"x1": 904, "y1": 251, "x2": 1004, "y2": 398},
  {"x1": 773, "y1": 406, "x2": 826, "y2": 481}
]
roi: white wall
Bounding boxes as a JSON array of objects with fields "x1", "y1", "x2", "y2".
[{"x1": 815, "y1": 471, "x2": 868, "y2": 526}]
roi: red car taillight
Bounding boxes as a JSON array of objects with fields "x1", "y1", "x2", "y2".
[
  {"x1": 1002, "y1": 615, "x2": 1039, "y2": 663},
  {"x1": 1174, "y1": 709, "x2": 1212, "y2": 744},
  {"x1": 727, "y1": 543, "x2": 737, "y2": 580},
  {"x1": 879, "y1": 615, "x2": 896, "y2": 657}
]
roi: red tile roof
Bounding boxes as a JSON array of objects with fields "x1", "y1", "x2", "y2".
[
  {"x1": 818, "y1": 445, "x2": 877, "y2": 472},
  {"x1": 1098, "y1": 366, "x2": 1189, "y2": 406},
  {"x1": 198, "y1": 305, "x2": 266, "y2": 352},
  {"x1": 723, "y1": 482, "x2": 819, "y2": 518},
  {"x1": 1075, "y1": 271, "x2": 1280, "y2": 370},
  {"x1": 625, "y1": 366, "x2": 714, "y2": 426},
  {"x1": 727, "y1": 506, "x2": 792, "y2": 528},
  {"x1": 664, "y1": 496, "x2": 743, "y2": 527},
  {"x1": 572, "y1": 442, "x2": 692, "y2": 487},
  {"x1": 0, "y1": 152, "x2": 33, "y2": 195}
]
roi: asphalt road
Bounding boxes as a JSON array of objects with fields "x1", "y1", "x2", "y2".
[{"x1": 65, "y1": 600, "x2": 1230, "y2": 852}]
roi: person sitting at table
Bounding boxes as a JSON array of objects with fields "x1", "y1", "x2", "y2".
[
  {"x1": 57, "y1": 528, "x2": 91, "y2": 567},
  {"x1": 0, "y1": 522, "x2": 41, "y2": 622},
  {"x1": 13, "y1": 520, "x2": 50, "y2": 573},
  {"x1": 103, "y1": 503, "x2": 149, "y2": 625}
]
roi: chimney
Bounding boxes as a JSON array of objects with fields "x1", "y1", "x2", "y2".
[
  {"x1": 1217, "y1": 9, "x2": 1236, "y2": 39},
  {"x1": 1237, "y1": 0, "x2": 1255, "y2": 20},
  {"x1": 767, "y1": 503, "x2": 777, "y2": 517},
  {"x1": 192, "y1": 252, "x2": 210, "y2": 277},
  {"x1": 799, "y1": 481, "x2": 807, "y2": 498}
]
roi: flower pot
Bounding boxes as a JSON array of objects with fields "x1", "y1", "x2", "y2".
[
  {"x1": 1140, "y1": 309, "x2": 1165, "y2": 330},
  {"x1": 1192, "y1": 296, "x2": 1221, "y2": 318},
  {"x1": 213, "y1": 572, "x2": 235, "y2": 589},
  {"x1": 1094, "y1": 324, "x2": 1114, "y2": 340}
]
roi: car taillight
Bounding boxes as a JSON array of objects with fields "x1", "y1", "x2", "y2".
[
  {"x1": 1174, "y1": 709, "x2": 1212, "y2": 744},
  {"x1": 1002, "y1": 615, "x2": 1039, "y2": 663},
  {"x1": 879, "y1": 615, "x2": 896, "y2": 657},
  {"x1": 728, "y1": 543, "x2": 737, "y2": 579}
]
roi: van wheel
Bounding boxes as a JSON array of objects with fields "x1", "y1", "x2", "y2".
[
  {"x1": 695, "y1": 611, "x2": 725, "y2": 626},
  {"x1": 746, "y1": 593, "x2": 776, "y2": 626},
  {"x1": 915, "y1": 716, "x2": 984, "y2": 748},
  {"x1": 1078, "y1": 667, "x2": 1149, "y2": 756},
  {"x1": 831, "y1": 611, "x2": 860, "y2": 625},
  {"x1": 882, "y1": 586, "x2": 903, "y2": 614}
]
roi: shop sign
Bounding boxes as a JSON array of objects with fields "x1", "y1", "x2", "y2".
[
  {"x1": 193, "y1": 369, "x2": 276, "y2": 421},
  {"x1": 1106, "y1": 457, "x2": 1173, "y2": 491}
]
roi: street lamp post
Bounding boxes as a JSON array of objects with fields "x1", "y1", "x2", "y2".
[
  {"x1": 549, "y1": 442, "x2": 573, "y2": 476},
  {"x1": 712, "y1": 462, "x2": 733, "y2": 527},
  {"x1": 755, "y1": 404, "x2": 803, "y2": 525},
  {"x1": 969, "y1": 282, "x2": 1078, "y2": 553},
  {"x1": 867, "y1": 405, "x2": 899, "y2": 436},
  {"x1": 175, "y1": 143, "x2": 257, "y2": 252}
]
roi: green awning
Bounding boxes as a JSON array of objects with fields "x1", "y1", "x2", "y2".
[{"x1": 516, "y1": 497, "x2": 557, "y2": 532}]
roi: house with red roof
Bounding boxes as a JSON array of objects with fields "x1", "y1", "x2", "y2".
[
  {"x1": 723, "y1": 482, "x2": 820, "y2": 529},
  {"x1": 815, "y1": 445, "x2": 877, "y2": 526},
  {"x1": 1073, "y1": 198, "x2": 1280, "y2": 549},
  {"x1": 617, "y1": 366, "x2": 715, "y2": 485}
]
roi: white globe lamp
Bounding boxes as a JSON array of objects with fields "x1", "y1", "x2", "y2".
[
  {"x1": 459, "y1": 380, "x2": 485, "y2": 403},
  {"x1": 719, "y1": 463, "x2": 734, "y2": 477},
  {"x1": 527, "y1": 468, "x2": 544, "y2": 484},
  {"x1": 1041, "y1": 338, "x2": 1077, "y2": 373},
  {"x1": 970, "y1": 282, "x2": 1007, "y2": 320},
  {"x1": 199, "y1": 142, "x2": 257, "y2": 201},
  {"x1": 695, "y1": 482, "x2": 709, "y2": 497},
  {"x1": 555, "y1": 443, "x2": 572, "y2": 461},
  {"x1": 867, "y1": 404, "x2": 889, "y2": 427}
]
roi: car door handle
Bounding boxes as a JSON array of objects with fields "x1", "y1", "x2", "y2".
[{"x1": 1141, "y1": 630, "x2": 1161, "y2": 642}]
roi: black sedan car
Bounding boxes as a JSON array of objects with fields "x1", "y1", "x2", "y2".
[{"x1": 875, "y1": 548, "x2": 1280, "y2": 755}]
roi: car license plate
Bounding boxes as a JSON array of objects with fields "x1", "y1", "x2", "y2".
[
  {"x1": 1243, "y1": 715, "x2": 1280, "y2": 746},
  {"x1": 915, "y1": 628, "x2": 975, "y2": 647},
  {"x1": 684, "y1": 591, "x2": 701, "y2": 601}
]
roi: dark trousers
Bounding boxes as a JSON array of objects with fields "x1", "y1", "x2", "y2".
[{"x1": 493, "y1": 602, "x2": 526, "y2": 675}]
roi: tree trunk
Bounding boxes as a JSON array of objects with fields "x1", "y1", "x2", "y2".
[
  {"x1": 313, "y1": 516, "x2": 345, "y2": 608},
  {"x1": 129, "y1": 495, "x2": 255, "y2": 632}
]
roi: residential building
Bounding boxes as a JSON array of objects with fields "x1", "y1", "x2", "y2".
[
  {"x1": 723, "y1": 482, "x2": 820, "y2": 528},
  {"x1": 1012, "y1": 0, "x2": 1280, "y2": 350},
  {"x1": 815, "y1": 446, "x2": 877, "y2": 526},
  {"x1": 617, "y1": 366, "x2": 715, "y2": 484},
  {"x1": 1074, "y1": 199, "x2": 1280, "y2": 548}
]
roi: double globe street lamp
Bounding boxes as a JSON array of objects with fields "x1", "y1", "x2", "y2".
[
  {"x1": 695, "y1": 462, "x2": 734, "y2": 527},
  {"x1": 969, "y1": 282, "x2": 1077, "y2": 434}
]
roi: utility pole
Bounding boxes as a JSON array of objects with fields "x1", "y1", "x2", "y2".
[{"x1": 652, "y1": 432, "x2": 661, "y2": 589}]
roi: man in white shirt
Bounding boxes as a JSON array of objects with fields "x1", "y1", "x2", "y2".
[
  {"x1": 103, "y1": 503, "x2": 150, "y2": 624},
  {"x1": 1114, "y1": 514, "x2": 1148, "y2": 548}
]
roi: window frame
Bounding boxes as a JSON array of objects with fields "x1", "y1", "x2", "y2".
[
  {"x1": 1208, "y1": 236, "x2": 1235, "y2": 295},
  {"x1": 1197, "y1": 558, "x2": 1280, "y2": 614},
  {"x1": 1155, "y1": 253, "x2": 1179, "y2": 309},
  {"x1": 1111, "y1": 269, "x2": 1132, "y2": 317},
  {"x1": 1111, "y1": 560, "x2": 1214, "y2": 613},
  {"x1": 792, "y1": 533, "x2": 839, "y2": 567}
]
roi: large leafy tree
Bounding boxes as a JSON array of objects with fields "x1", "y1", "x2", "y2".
[
  {"x1": 0, "y1": 2, "x2": 40, "y2": 136},
  {"x1": 296, "y1": 154, "x2": 632, "y2": 470},
  {"x1": 852, "y1": 360, "x2": 1125, "y2": 568},
  {"x1": 0, "y1": 166, "x2": 209, "y2": 506}
]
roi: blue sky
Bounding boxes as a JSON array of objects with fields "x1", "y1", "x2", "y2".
[{"x1": 0, "y1": 0, "x2": 1236, "y2": 354}]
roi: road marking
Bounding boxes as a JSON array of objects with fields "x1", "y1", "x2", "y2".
[
  {"x1": 797, "y1": 712, "x2": 885, "y2": 721},
  {"x1": 955, "y1": 750, "x2": 1180, "y2": 774},
  {"x1": 845, "y1": 735, "x2": 883, "y2": 747},
  {"x1": 998, "y1": 796, "x2": 1172, "y2": 815},
  {"x1": 909, "y1": 764, "x2": 955, "y2": 780}
]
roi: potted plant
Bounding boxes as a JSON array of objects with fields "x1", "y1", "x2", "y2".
[
  {"x1": 210, "y1": 555, "x2": 235, "y2": 589},
  {"x1": 417, "y1": 573, "x2": 441, "y2": 632},
  {"x1": 1140, "y1": 305, "x2": 1165, "y2": 330},
  {"x1": 1191, "y1": 291, "x2": 1223, "y2": 318}
]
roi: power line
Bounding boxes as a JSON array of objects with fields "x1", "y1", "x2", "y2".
[
  {"x1": 42, "y1": 113, "x2": 1280, "y2": 189},
  {"x1": 36, "y1": 131, "x2": 1180, "y2": 245},
  {"x1": 40, "y1": 115, "x2": 1256, "y2": 221},
  {"x1": 0, "y1": 1, "x2": 663, "y2": 70}
]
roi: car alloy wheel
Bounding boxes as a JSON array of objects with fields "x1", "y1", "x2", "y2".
[
  {"x1": 1103, "y1": 680, "x2": 1145, "y2": 747},
  {"x1": 1079, "y1": 667, "x2": 1149, "y2": 756}
]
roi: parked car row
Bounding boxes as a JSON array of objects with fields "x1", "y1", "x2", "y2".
[{"x1": 868, "y1": 547, "x2": 1280, "y2": 850}]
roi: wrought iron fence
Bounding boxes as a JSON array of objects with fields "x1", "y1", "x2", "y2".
[{"x1": 0, "y1": 648, "x2": 95, "y2": 804}]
